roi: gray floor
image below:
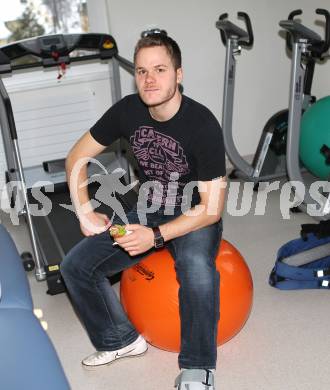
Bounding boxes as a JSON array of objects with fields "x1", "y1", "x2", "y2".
[{"x1": 2, "y1": 183, "x2": 330, "y2": 390}]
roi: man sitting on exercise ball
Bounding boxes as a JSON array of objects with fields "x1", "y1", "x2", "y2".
[{"x1": 61, "y1": 31, "x2": 227, "y2": 390}]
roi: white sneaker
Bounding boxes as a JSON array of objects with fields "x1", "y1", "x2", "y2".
[
  {"x1": 82, "y1": 335, "x2": 148, "y2": 368},
  {"x1": 174, "y1": 369, "x2": 215, "y2": 389}
]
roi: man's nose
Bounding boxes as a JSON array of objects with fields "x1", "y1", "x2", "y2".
[{"x1": 145, "y1": 71, "x2": 155, "y2": 83}]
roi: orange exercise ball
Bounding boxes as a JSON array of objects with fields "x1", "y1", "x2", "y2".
[{"x1": 120, "y1": 240, "x2": 253, "y2": 352}]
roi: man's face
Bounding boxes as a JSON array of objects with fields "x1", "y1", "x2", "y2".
[{"x1": 135, "y1": 46, "x2": 182, "y2": 108}]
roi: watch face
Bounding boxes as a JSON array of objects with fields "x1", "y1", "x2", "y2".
[
  {"x1": 153, "y1": 226, "x2": 164, "y2": 248},
  {"x1": 155, "y1": 236, "x2": 164, "y2": 248}
]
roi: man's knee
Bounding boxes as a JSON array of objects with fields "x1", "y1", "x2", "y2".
[
  {"x1": 176, "y1": 253, "x2": 218, "y2": 293},
  {"x1": 60, "y1": 249, "x2": 82, "y2": 280}
]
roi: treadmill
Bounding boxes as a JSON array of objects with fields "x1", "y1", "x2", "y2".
[{"x1": 0, "y1": 33, "x2": 138, "y2": 293}]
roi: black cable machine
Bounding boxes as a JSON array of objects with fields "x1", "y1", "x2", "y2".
[{"x1": 0, "y1": 33, "x2": 137, "y2": 293}]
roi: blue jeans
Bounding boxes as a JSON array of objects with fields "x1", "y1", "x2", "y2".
[{"x1": 60, "y1": 206, "x2": 223, "y2": 369}]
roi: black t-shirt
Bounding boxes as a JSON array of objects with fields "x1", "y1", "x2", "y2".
[{"x1": 90, "y1": 93, "x2": 226, "y2": 211}]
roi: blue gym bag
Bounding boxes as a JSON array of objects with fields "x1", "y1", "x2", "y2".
[{"x1": 269, "y1": 222, "x2": 330, "y2": 290}]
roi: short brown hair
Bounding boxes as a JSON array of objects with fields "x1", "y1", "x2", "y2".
[{"x1": 134, "y1": 33, "x2": 182, "y2": 70}]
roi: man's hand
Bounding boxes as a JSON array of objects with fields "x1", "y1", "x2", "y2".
[
  {"x1": 114, "y1": 224, "x2": 154, "y2": 256},
  {"x1": 79, "y1": 211, "x2": 111, "y2": 236}
]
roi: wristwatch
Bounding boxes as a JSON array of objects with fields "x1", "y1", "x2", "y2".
[{"x1": 152, "y1": 226, "x2": 165, "y2": 249}]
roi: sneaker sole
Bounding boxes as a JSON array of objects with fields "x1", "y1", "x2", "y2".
[{"x1": 82, "y1": 347, "x2": 148, "y2": 370}]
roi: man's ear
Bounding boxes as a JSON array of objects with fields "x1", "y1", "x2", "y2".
[{"x1": 176, "y1": 67, "x2": 183, "y2": 84}]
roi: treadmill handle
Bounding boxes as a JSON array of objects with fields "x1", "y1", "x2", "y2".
[
  {"x1": 0, "y1": 82, "x2": 18, "y2": 140},
  {"x1": 4, "y1": 98, "x2": 18, "y2": 140}
]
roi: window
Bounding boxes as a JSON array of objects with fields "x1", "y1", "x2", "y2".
[{"x1": 0, "y1": 0, "x2": 88, "y2": 46}]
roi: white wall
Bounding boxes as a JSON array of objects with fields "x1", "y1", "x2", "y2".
[{"x1": 103, "y1": 0, "x2": 330, "y2": 157}]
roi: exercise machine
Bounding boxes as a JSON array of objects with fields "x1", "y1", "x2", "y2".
[
  {"x1": 0, "y1": 33, "x2": 137, "y2": 292},
  {"x1": 216, "y1": 11, "x2": 324, "y2": 186},
  {"x1": 216, "y1": 12, "x2": 288, "y2": 184},
  {"x1": 280, "y1": 9, "x2": 330, "y2": 219}
]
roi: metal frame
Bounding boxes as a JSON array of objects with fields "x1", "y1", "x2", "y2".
[
  {"x1": 222, "y1": 37, "x2": 255, "y2": 179},
  {"x1": 219, "y1": 16, "x2": 289, "y2": 183}
]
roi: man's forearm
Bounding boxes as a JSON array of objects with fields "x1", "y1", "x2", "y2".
[
  {"x1": 159, "y1": 206, "x2": 222, "y2": 243},
  {"x1": 65, "y1": 155, "x2": 92, "y2": 216},
  {"x1": 65, "y1": 131, "x2": 107, "y2": 221},
  {"x1": 159, "y1": 178, "x2": 226, "y2": 242}
]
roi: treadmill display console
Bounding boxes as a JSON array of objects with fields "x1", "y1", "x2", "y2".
[
  {"x1": 0, "y1": 33, "x2": 118, "y2": 72},
  {"x1": 40, "y1": 36, "x2": 65, "y2": 48}
]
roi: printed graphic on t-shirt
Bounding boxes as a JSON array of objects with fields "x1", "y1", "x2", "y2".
[{"x1": 130, "y1": 126, "x2": 190, "y2": 206}]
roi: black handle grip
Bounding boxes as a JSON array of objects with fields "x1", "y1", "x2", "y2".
[
  {"x1": 316, "y1": 8, "x2": 330, "y2": 54},
  {"x1": 237, "y1": 11, "x2": 254, "y2": 47},
  {"x1": 218, "y1": 13, "x2": 228, "y2": 46},
  {"x1": 217, "y1": 12, "x2": 253, "y2": 48},
  {"x1": 286, "y1": 9, "x2": 302, "y2": 51},
  {"x1": 288, "y1": 9, "x2": 302, "y2": 20}
]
